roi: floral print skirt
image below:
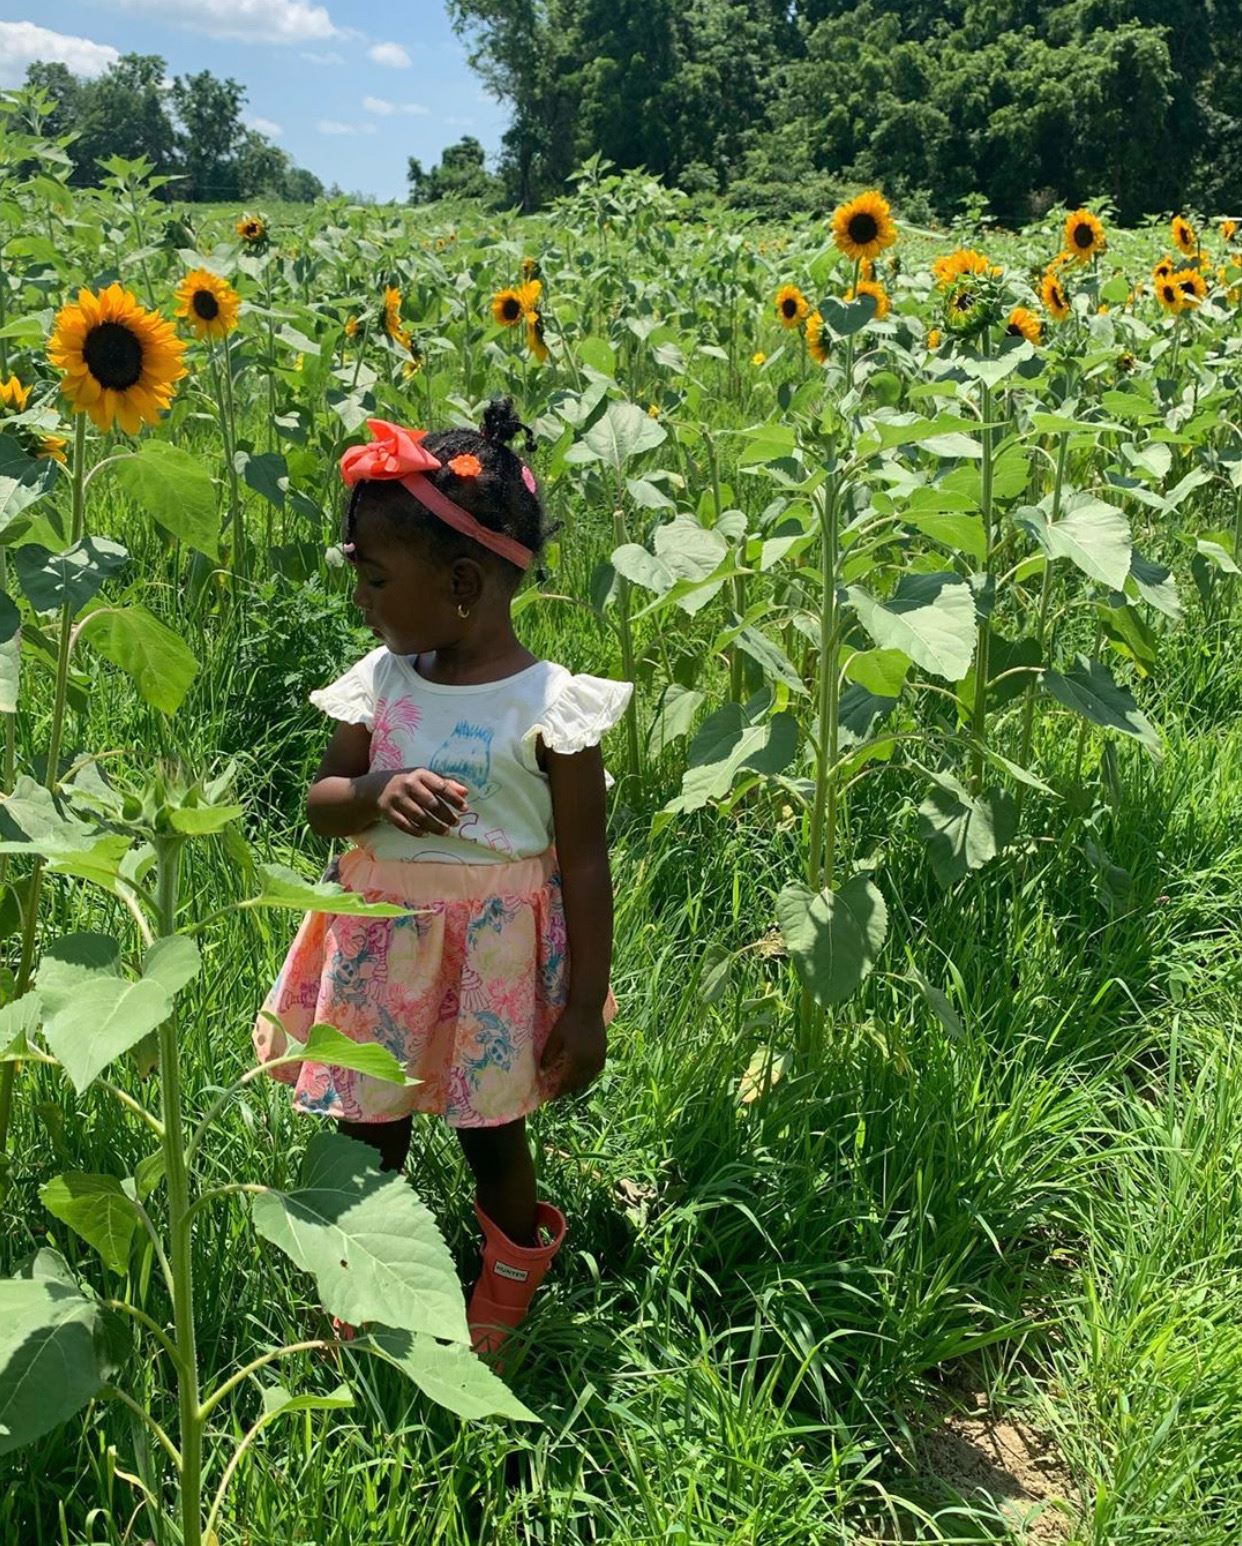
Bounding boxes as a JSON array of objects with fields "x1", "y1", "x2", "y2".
[{"x1": 251, "y1": 844, "x2": 617, "y2": 1128}]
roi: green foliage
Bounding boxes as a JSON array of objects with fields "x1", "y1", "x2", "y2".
[
  {"x1": 20, "y1": 53, "x2": 322, "y2": 203},
  {"x1": 447, "y1": 0, "x2": 1242, "y2": 217}
]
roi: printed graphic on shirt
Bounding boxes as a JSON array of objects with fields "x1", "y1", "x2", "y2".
[
  {"x1": 370, "y1": 694, "x2": 423, "y2": 771},
  {"x1": 428, "y1": 719, "x2": 500, "y2": 799}
]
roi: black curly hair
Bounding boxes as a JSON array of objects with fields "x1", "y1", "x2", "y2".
[{"x1": 343, "y1": 396, "x2": 561, "y2": 587}]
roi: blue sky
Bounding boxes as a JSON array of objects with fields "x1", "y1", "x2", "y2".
[{"x1": 0, "y1": 1, "x2": 510, "y2": 200}]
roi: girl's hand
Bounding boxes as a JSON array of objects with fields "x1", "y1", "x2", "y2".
[
  {"x1": 375, "y1": 768, "x2": 469, "y2": 837},
  {"x1": 539, "y1": 1003, "x2": 607, "y2": 1098}
]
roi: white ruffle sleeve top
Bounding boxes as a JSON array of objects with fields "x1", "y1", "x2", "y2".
[{"x1": 309, "y1": 645, "x2": 633, "y2": 864}]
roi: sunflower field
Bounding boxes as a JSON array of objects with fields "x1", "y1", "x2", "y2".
[{"x1": 2, "y1": 93, "x2": 1242, "y2": 1546}]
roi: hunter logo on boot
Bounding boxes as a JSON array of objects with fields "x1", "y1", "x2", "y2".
[{"x1": 494, "y1": 1261, "x2": 530, "y2": 1281}]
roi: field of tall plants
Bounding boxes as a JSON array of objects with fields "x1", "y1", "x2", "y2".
[{"x1": 2, "y1": 91, "x2": 1242, "y2": 1545}]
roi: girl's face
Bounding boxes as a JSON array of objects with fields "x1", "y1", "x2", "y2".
[{"x1": 347, "y1": 501, "x2": 477, "y2": 657}]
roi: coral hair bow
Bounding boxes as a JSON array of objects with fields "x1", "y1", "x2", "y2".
[{"x1": 339, "y1": 418, "x2": 533, "y2": 570}]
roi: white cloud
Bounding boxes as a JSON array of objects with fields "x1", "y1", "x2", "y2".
[
  {"x1": 445, "y1": 116, "x2": 475, "y2": 127},
  {"x1": 117, "y1": 0, "x2": 337, "y2": 45},
  {"x1": 0, "y1": 21, "x2": 119, "y2": 88},
  {"x1": 368, "y1": 41, "x2": 410, "y2": 68},
  {"x1": 317, "y1": 119, "x2": 377, "y2": 136},
  {"x1": 362, "y1": 95, "x2": 428, "y2": 117},
  {"x1": 246, "y1": 115, "x2": 283, "y2": 138},
  {"x1": 301, "y1": 48, "x2": 344, "y2": 63}
]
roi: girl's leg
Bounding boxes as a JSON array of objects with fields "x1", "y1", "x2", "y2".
[
  {"x1": 336, "y1": 1115, "x2": 412, "y2": 1173},
  {"x1": 456, "y1": 1117, "x2": 536, "y2": 1245}
]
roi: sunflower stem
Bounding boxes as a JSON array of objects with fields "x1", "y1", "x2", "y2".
[
  {"x1": 969, "y1": 372, "x2": 994, "y2": 794},
  {"x1": 215, "y1": 336, "x2": 246, "y2": 577}
]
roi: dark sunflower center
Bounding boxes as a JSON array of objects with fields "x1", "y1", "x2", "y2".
[
  {"x1": 192, "y1": 289, "x2": 220, "y2": 321},
  {"x1": 502, "y1": 297, "x2": 521, "y2": 321},
  {"x1": 1073, "y1": 223, "x2": 1094, "y2": 249},
  {"x1": 781, "y1": 297, "x2": 797, "y2": 318},
  {"x1": 1006, "y1": 321, "x2": 1022, "y2": 335},
  {"x1": 848, "y1": 211, "x2": 879, "y2": 245},
  {"x1": 1180, "y1": 279, "x2": 1196, "y2": 293},
  {"x1": 954, "y1": 290, "x2": 975, "y2": 311},
  {"x1": 83, "y1": 321, "x2": 143, "y2": 390}
]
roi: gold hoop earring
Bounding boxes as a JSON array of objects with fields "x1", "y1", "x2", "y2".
[{"x1": 457, "y1": 603, "x2": 471, "y2": 619}]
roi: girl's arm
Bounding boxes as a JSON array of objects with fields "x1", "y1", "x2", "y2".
[
  {"x1": 306, "y1": 722, "x2": 470, "y2": 838},
  {"x1": 543, "y1": 741, "x2": 613, "y2": 1012},
  {"x1": 305, "y1": 721, "x2": 387, "y2": 838}
]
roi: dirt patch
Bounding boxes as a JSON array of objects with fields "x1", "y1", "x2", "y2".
[{"x1": 916, "y1": 1402, "x2": 1075, "y2": 1543}]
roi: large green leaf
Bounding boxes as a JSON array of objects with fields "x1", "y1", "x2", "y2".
[
  {"x1": 112, "y1": 440, "x2": 218, "y2": 558},
  {"x1": 1042, "y1": 656, "x2": 1160, "y2": 754},
  {"x1": 235, "y1": 449, "x2": 289, "y2": 512},
  {"x1": 266, "y1": 1019, "x2": 416, "y2": 1085},
  {"x1": 250, "y1": 863, "x2": 416, "y2": 916},
  {"x1": 646, "y1": 684, "x2": 705, "y2": 756},
  {"x1": 668, "y1": 704, "x2": 799, "y2": 813},
  {"x1": 0, "y1": 1259, "x2": 104, "y2": 1455},
  {"x1": 36, "y1": 932, "x2": 172, "y2": 1094},
  {"x1": 1020, "y1": 494, "x2": 1132, "y2": 588},
  {"x1": 777, "y1": 874, "x2": 887, "y2": 1007},
  {"x1": 260, "y1": 1381, "x2": 353, "y2": 1418},
  {"x1": 818, "y1": 293, "x2": 876, "y2": 336},
  {"x1": 916, "y1": 773, "x2": 1017, "y2": 887},
  {"x1": 569, "y1": 401, "x2": 666, "y2": 471},
  {"x1": 251, "y1": 1133, "x2": 470, "y2": 1344},
  {"x1": 0, "y1": 778, "x2": 131, "y2": 889},
  {"x1": 14, "y1": 538, "x2": 129, "y2": 616},
  {"x1": 0, "y1": 432, "x2": 59, "y2": 536},
  {"x1": 361, "y1": 1326, "x2": 539, "y2": 1421},
  {"x1": 733, "y1": 626, "x2": 807, "y2": 695},
  {"x1": 847, "y1": 573, "x2": 976, "y2": 682},
  {"x1": 40, "y1": 1173, "x2": 137, "y2": 1275},
  {"x1": 0, "y1": 589, "x2": 19, "y2": 714},
  {"x1": 78, "y1": 603, "x2": 199, "y2": 714}
]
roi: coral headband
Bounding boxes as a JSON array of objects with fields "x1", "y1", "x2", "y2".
[{"x1": 339, "y1": 418, "x2": 534, "y2": 571}]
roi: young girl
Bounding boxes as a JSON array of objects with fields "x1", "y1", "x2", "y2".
[{"x1": 252, "y1": 398, "x2": 632, "y2": 1356}]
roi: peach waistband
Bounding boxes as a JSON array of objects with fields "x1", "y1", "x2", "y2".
[{"x1": 336, "y1": 844, "x2": 557, "y2": 903}]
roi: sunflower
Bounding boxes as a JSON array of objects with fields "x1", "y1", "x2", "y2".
[
  {"x1": 402, "y1": 338, "x2": 425, "y2": 379},
  {"x1": 47, "y1": 282, "x2": 186, "y2": 435},
  {"x1": 751, "y1": 351, "x2": 766, "y2": 366},
  {"x1": 1062, "y1": 208, "x2": 1106, "y2": 263},
  {"x1": 857, "y1": 257, "x2": 875, "y2": 282},
  {"x1": 344, "y1": 315, "x2": 359, "y2": 339},
  {"x1": 1220, "y1": 218, "x2": 1237, "y2": 244},
  {"x1": 1006, "y1": 306, "x2": 1041, "y2": 345},
  {"x1": 0, "y1": 375, "x2": 31, "y2": 414},
  {"x1": 1171, "y1": 215, "x2": 1197, "y2": 256},
  {"x1": 174, "y1": 268, "x2": 240, "y2": 341},
  {"x1": 831, "y1": 190, "x2": 897, "y2": 261},
  {"x1": 37, "y1": 434, "x2": 68, "y2": 463},
  {"x1": 775, "y1": 284, "x2": 810, "y2": 327},
  {"x1": 846, "y1": 278, "x2": 890, "y2": 320},
  {"x1": 805, "y1": 310, "x2": 830, "y2": 365},
  {"x1": 516, "y1": 278, "x2": 543, "y2": 315},
  {"x1": 1116, "y1": 351, "x2": 1137, "y2": 374},
  {"x1": 525, "y1": 309, "x2": 550, "y2": 363},
  {"x1": 235, "y1": 213, "x2": 267, "y2": 246},
  {"x1": 1173, "y1": 268, "x2": 1207, "y2": 306},
  {"x1": 1041, "y1": 268, "x2": 1071, "y2": 322},
  {"x1": 491, "y1": 287, "x2": 525, "y2": 327},
  {"x1": 1152, "y1": 255, "x2": 1176, "y2": 281},
  {"x1": 927, "y1": 328, "x2": 942, "y2": 349},
  {"x1": 944, "y1": 277, "x2": 990, "y2": 335},
  {"x1": 1155, "y1": 276, "x2": 1185, "y2": 314},
  {"x1": 383, "y1": 285, "x2": 410, "y2": 347},
  {"x1": 521, "y1": 256, "x2": 541, "y2": 280},
  {"x1": 931, "y1": 248, "x2": 995, "y2": 289}
]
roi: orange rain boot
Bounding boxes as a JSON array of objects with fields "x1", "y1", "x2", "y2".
[{"x1": 467, "y1": 1199, "x2": 567, "y2": 1357}]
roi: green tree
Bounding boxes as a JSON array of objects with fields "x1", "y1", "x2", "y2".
[
  {"x1": 170, "y1": 71, "x2": 245, "y2": 201},
  {"x1": 406, "y1": 136, "x2": 505, "y2": 203}
]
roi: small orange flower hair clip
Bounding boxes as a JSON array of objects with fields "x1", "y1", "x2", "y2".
[{"x1": 447, "y1": 453, "x2": 482, "y2": 478}]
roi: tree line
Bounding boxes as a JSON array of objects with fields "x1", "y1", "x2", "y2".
[
  {"x1": 20, "y1": 54, "x2": 323, "y2": 203},
  {"x1": 444, "y1": 0, "x2": 1242, "y2": 220}
]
